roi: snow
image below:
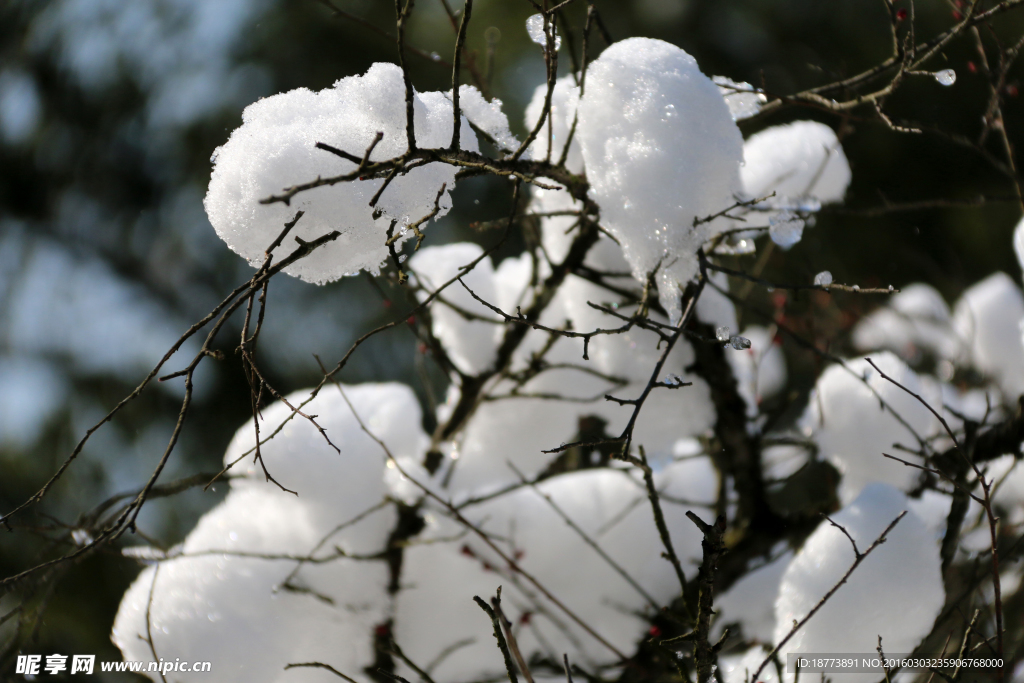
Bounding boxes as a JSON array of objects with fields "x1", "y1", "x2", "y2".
[
  {"x1": 409, "y1": 243, "x2": 538, "y2": 376},
  {"x1": 454, "y1": 85, "x2": 520, "y2": 153},
  {"x1": 576, "y1": 38, "x2": 744, "y2": 322},
  {"x1": 522, "y1": 75, "x2": 629, "y2": 274},
  {"x1": 740, "y1": 121, "x2": 851, "y2": 221},
  {"x1": 800, "y1": 353, "x2": 938, "y2": 503},
  {"x1": 1014, "y1": 215, "x2": 1024, "y2": 276},
  {"x1": 713, "y1": 76, "x2": 767, "y2": 122},
  {"x1": 397, "y1": 466, "x2": 712, "y2": 681},
  {"x1": 952, "y1": 272, "x2": 1024, "y2": 399},
  {"x1": 113, "y1": 487, "x2": 391, "y2": 683},
  {"x1": 103, "y1": 33, "x2": 981, "y2": 683},
  {"x1": 852, "y1": 283, "x2": 960, "y2": 362},
  {"x1": 720, "y1": 646, "x2": 780, "y2": 683},
  {"x1": 727, "y1": 325, "x2": 787, "y2": 414},
  {"x1": 525, "y1": 74, "x2": 583, "y2": 172},
  {"x1": 114, "y1": 382, "x2": 431, "y2": 680},
  {"x1": 205, "y1": 62, "x2": 478, "y2": 284},
  {"x1": 714, "y1": 550, "x2": 793, "y2": 643},
  {"x1": 774, "y1": 484, "x2": 944, "y2": 681},
  {"x1": 409, "y1": 243, "x2": 504, "y2": 375},
  {"x1": 442, "y1": 273, "x2": 716, "y2": 494},
  {"x1": 222, "y1": 382, "x2": 424, "y2": 539}
]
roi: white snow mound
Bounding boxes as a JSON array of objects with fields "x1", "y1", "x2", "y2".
[
  {"x1": 774, "y1": 483, "x2": 944, "y2": 683},
  {"x1": 205, "y1": 62, "x2": 478, "y2": 284},
  {"x1": 576, "y1": 38, "x2": 744, "y2": 322}
]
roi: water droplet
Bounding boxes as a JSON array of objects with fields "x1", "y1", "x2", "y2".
[
  {"x1": 814, "y1": 270, "x2": 833, "y2": 286},
  {"x1": 728, "y1": 335, "x2": 752, "y2": 350},
  {"x1": 663, "y1": 373, "x2": 684, "y2": 386},
  {"x1": 71, "y1": 529, "x2": 93, "y2": 546},
  {"x1": 430, "y1": 51, "x2": 441, "y2": 62},
  {"x1": 935, "y1": 69, "x2": 956, "y2": 86},
  {"x1": 852, "y1": 284, "x2": 860, "y2": 291},
  {"x1": 526, "y1": 14, "x2": 561, "y2": 49},
  {"x1": 798, "y1": 197, "x2": 822, "y2": 213},
  {"x1": 938, "y1": 360, "x2": 955, "y2": 382},
  {"x1": 663, "y1": 104, "x2": 677, "y2": 119},
  {"x1": 716, "y1": 326, "x2": 731, "y2": 342},
  {"x1": 769, "y1": 211, "x2": 805, "y2": 248},
  {"x1": 888, "y1": 284, "x2": 894, "y2": 292}
]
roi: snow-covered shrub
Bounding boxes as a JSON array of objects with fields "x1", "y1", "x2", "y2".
[{"x1": 10, "y1": 7, "x2": 1021, "y2": 683}]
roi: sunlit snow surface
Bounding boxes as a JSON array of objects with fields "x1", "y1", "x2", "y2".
[
  {"x1": 773, "y1": 484, "x2": 944, "y2": 683},
  {"x1": 576, "y1": 38, "x2": 744, "y2": 322},
  {"x1": 205, "y1": 63, "x2": 478, "y2": 283}
]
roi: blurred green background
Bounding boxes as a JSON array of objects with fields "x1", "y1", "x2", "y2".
[{"x1": 1, "y1": 0, "x2": 1023, "y2": 677}]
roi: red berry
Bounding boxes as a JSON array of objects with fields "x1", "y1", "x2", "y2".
[
  {"x1": 896, "y1": 8, "x2": 907, "y2": 20},
  {"x1": 952, "y1": 10, "x2": 962, "y2": 20},
  {"x1": 406, "y1": 316, "x2": 416, "y2": 325},
  {"x1": 519, "y1": 612, "x2": 533, "y2": 625},
  {"x1": 967, "y1": 61, "x2": 977, "y2": 73},
  {"x1": 1007, "y1": 84, "x2": 1019, "y2": 97},
  {"x1": 460, "y1": 544, "x2": 476, "y2": 558},
  {"x1": 648, "y1": 625, "x2": 662, "y2": 637}
]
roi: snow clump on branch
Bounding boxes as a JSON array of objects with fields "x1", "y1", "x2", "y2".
[
  {"x1": 576, "y1": 38, "x2": 744, "y2": 322},
  {"x1": 773, "y1": 484, "x2": 944, "y2": 683},
  {"x1": 204, "y1": 62, "x2": 477, "y2": 283},
  {"x1": 113, "y1": 383, "x2": 426, "y2": 680}
]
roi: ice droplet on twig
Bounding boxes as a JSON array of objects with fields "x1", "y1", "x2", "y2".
[
  {"x1": 728, "y1": 335, "x2": 752, "y2": 350},
  {"x1": 71, "y1": 529, "x2": 94, "y2": 546},
  {"x1": 526, "y1": 14, "x2": 561, "y2": 49},
  {"x1": 716, "y1": 326, "x2": 731, "y2": 342},
  {"x1": 934, "y1": 69, "x2": 956, "y2": 86},
  {"x1": 768, "y1": 211, "x2": 806, "y2": 248},
  {"x1": 814, "y1": 270, "x2": 833, "y2": 286},
  {"x1": 662, "y1": 373, "x2": 685, "y2": 386}
]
